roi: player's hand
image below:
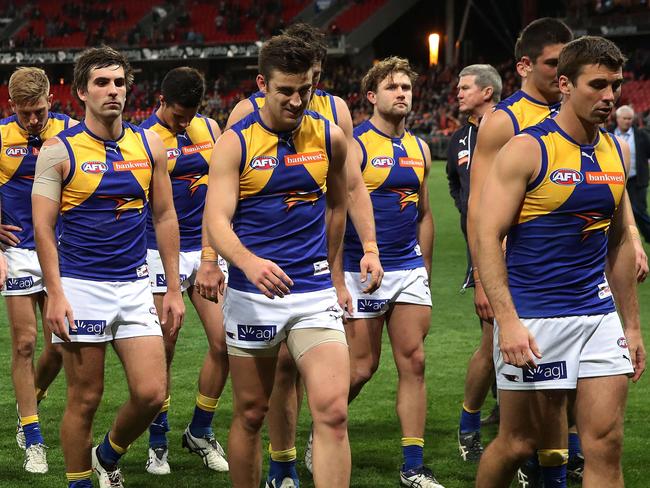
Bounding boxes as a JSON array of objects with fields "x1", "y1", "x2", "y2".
[
  {"x1": 161, "y1": 290, "x2": 185, "y2": 338},
  {"x1": 498, "y1": 319, "x2": 542, "y2": 369},
  {"x1": 335, "y1": 283, "x2": 353, "y2": 321},
  {"x1": 0, "y1": 224, "x2": 21, "y2": 247},
  {"x1": 242, "y1": 256, "x2": 293, "y2": 299},
  {"x1": 195, "y1": 260, "x2": 225, "y2": 302},
  {"x1": 359, "y1": 252, "x2": 383, "y2": 294},
  {"x1": 632, "y1": 239, "x2": 648, "y2": 283},
  {"x1": 0, "y1": 252, "x2": 6, "y2": 290},
  {"x1": 473, "y1": 281, "x2": 494, "y2": 321},
  {"x1": 44, "y1": 291, "x2": 75, "y2": 342},
  {"x1": 626, "y1": 329, "x2": 646, "y2": 382}
]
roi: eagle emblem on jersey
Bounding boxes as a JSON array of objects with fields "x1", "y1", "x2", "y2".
[
  {"x1": 97, "y1": 195, "x2": 145, "y2": 219},
  {"x1": 390, "y1": 187, "x2": 419, "y2": 211},
  {"x1": 573, "y1": 211, "x2": 610, "y2": 240},
  {"x1": 175, "y1": 173, "x2": 208, "y2": 196},
  {"x1": 283, "y1": 191, "x2": 320, "y2": 211}
]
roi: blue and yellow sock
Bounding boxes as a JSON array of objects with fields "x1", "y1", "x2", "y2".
[
  {"x1": 459, "y1": 403, "x2": 481, "y2": 434},
  {"x1": 189, "y1": 393, "x2": 218, "y2": 438},
  {"x1": 21, "y1": 415, "x2": 44, "y2": 448},
  {"x1": 401, "y1": 437, "x2": 424, "y2": 471},
  {"x1": 97, "y1": 432, "x2": 127, "y2": 470},
  {"x1": 67, "y1": 470, "x2": 93, "y2": 487},
  {"x1": 539, "y1": 449, "x2": 568, "y2": 488},
  {"x1": 149, "y1": 396, "x2": 170, "y2": 448},
  {"x1": 268, "y1": 444, "x2": 298, "y2": 482},
  {"x1": 568, "y1": 432, "x2": 581, "y2": 459}
]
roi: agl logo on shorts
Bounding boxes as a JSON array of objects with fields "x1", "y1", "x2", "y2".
[
  {"x1": 522, "y1": 360, "x2": 567, "y2": 382},
  {"x1": 237, "y1": 324, "x2": 277, "y2": 342},
  {"x1": 250, "y1": 156, "x2": 279, "y2": 170},
  {"x1": 70, "y1": 319, "x2": 107, "y2": 336},
  {"x1": 550, "y1": 168, "x2": 583, "y2": 186}
]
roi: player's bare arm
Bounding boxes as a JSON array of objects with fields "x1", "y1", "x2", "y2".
[
  {"x1": 476, "y1": 134, "x2": 542, "y2": 369},
  {"x1": 416, "y1": 139, "x2": 434, "y2": 279},
  {"x1": 146, "y1": 128, "x2": 185, "y2": 335},
  {"x1": 31, "y1": 137, "x2": 74, "y2": 341},
  {"x1": 467, "y1": 109, "x2": 515, "y2": 320},
  {"x1": 204, "y1": 129, "x2": 293, "y2": 299},
  {"x1": 225, "y1": 98, "x2": 255, "y2": 130},
  {"x1": 606, "y1": 140, "x2": 646, "y2": 382}
]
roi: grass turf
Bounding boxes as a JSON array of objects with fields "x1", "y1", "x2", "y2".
[{"x1": 0, "y1": 161, "x2": 648, "y2": 487}]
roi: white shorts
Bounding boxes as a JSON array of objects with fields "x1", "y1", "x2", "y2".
[
  {"x1": 51, "y1": 277, "x2": 162, "y2": 344},
  {"x1": 147, "y1": 249, "x2": 229, "y2": 293},
  {"x1": 222, "y1": 286, "x2": 344, "y2": 351},
  {"x1": 495, "y1": 312, "x2": 634, "y2": 390},
  {"x1": 344, "y1": 267, "x2": 432, "y2": 318},
  {"x1": 2, "y1": 247, "x2": 43, "y2": 296}
]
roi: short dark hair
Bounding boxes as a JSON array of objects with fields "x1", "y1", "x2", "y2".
[
  {"x1": 283, "y1": 23, "x2": 327, "y2": 64},
  {"x1": 73, "y1": 45, "x2": 134, "y2": 106},
  {"x1": 161, "y1": 67, "x2": 205, "y2": 108},
  {"x1": 258, "y1": 35, "x2": 313, "y2": 81},
  {"x1": 361, "y1": 56, "x2": 418, "y2": 95},
  {"x1": 557, "y1": 36, "x2": 626, "y2": 84},
  {"x1": 514, "y1": 18, "x2": 573, "y2": 62}
]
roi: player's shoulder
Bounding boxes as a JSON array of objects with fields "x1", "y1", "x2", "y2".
[
  {"x1": 0, "y1": 114, "x2": 17, "y2": 126},
  {"x1": 352, "y1": 119, "x2": 373, "y2": 139}
]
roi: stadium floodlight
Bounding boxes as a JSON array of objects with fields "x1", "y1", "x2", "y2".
[{"x1": 428, "y1": 33, "x2": 440, "y2": 66}]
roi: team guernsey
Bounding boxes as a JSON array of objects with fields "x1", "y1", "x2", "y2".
[
  {"x1": 0, "y1": 112, "x2": 71, "y2": 249},
  {"x1": 141, "y1": 113, "x2": 216, "y2": 251},
  {"x1": 344, "y1": 120, "x2": 427, "y2": 272},
  {"x1": 56, "y1": 122, "x2": 154, "y2": 282},
  {"x1": 228, "y1": 110, "x2": 332, "y2": 294},
  {"x1": 494, "y1": 89, "x2": 560, "y2": 135},
  {"x1": 249, "y1": 88, "x2": 339, "y2": 125},
  {"x1": 507, "y1": 118, "x2": 626, "y2": 318}
]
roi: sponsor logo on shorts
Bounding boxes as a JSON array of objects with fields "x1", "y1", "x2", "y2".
[
  {"x1": 371, "y1": 156, "x2": 395, "y2": 168},
  {"x1": 617, "y1": 337, "x2": 628, "y2": 348},
  {"x1": 237, "y1": 324, "x2": 277, "y2": 342},
  {"x1": 167, "y1": 148, "x2": 182, "y2": 159},
  {"x1": 250, "y1": 156, "x2": 279, "y2": 170},
  {"x1": 284, "y1": 151, "x2": 326, "y2": 167},
  {"x1": 182, "y1": 141, "x2": 212, "y2": 155},
  {"x1": 550, "y1": 168, "x2": 583, "y2": 186},
  {"x1": 156, "y1": 273, "x2": 187, "y2": 287},
  {"x1": 457, "y1": 150, "x2": 469, "y2": 165},
  {"x1": 5, "y1": 146, "x2": 29, "y2": 157},
  {"x1": 113, "y1": 160, "x2": 151, "y2": 171},
  {"x1": 585, "y1": 172, "x2": 624, "y2": 185},
  {"x1": 357, "y1": 298, "x2": 390, "y2": 313},
  {"x1": 522, "y1": 361, "x2": 567, "y2": 383},
  {"x1": 5, "y1": 276, "x2": 34, "y2": 290},
  {"x1": 71, "y1": 319, "x2": 107, "y2": 336},
  {"x1": 398, "y1": 157, "x2": 424, "y2": 168},
  {"x1": 502, "y1": 373, "x2": 519, "y2": 382},
  {"x1": 81, "y1": 161, "x2": 108, "y2": 174}
]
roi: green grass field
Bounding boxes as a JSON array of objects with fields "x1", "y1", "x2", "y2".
[{"x1": 0, "y1": 162, "x2": 648, "y2": 487}]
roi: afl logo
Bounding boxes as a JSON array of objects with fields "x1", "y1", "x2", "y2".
[
  {"x1": 166, "y1": 148, "x2": 181, "y2": 159},
  {"x1": 81, "y1": 161, "x2": 108, "y2": 174},
  {"x1": 371, "y1": 156, "x2": 395, "y2": 168},
  {"x1": 5, "y1": 146, "x2": 28, "y2": 157},
  {"x1": 617, "y1": 337, "x2": 628, "y2": 348},
  {"x1": 550, "y1": 168, "x2": 583, "y2": 186},
  {"x1": 250, "y1": 156, "x2": 279, "y2": 170}
]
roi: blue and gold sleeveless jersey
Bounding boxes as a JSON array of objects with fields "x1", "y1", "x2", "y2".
[
  {"x1": 249, "y1": 88, "x2": 339, "y2": 125},
  {"x1": 140, "y1": 113, "x2": 217, "y2": 251},
  {"x1": 494, "y1": 90, "x2": 560, "y2": 135},
  {"x1": 57, "y1": 122, "x2": 154, "y2": 281},
  {"x1": 507, "y1": 118, "x2": 626, "y2": 318},
  {"x1": 0, "y1": 112, "x2": 71, "y2": 249},
  {"x1": 344, "y1": 120, "x2": 427, "y2": 272},
  {"x1": 229, "y1": 110, "x2": 332, "y2": 293}
]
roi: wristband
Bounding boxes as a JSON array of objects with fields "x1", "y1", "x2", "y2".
[
  {"x1": 201, "y1": 247, "x2": 218, "y2": 262},
  {"x1": 362, "y1": 241, "x2": 379, "y2": 255}
]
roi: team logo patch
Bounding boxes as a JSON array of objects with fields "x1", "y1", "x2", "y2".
[
  {"x1": 371, "y1": 156, "x2": 395, "y2": 168},
  {"x1": 550, "y1": 168, "x2": 583, "y2": 186},
  {"x1": 313, "y1": 260, "x2": 330, "y2": 276},
  {"x1": 457, "y1": 149, "x2": 469, "y2": 165},
  {"x1": 81, "y1": 161, "x2": 108, "y2": 174},
  {"x1": 5, "y1": 276, "x2": 34, "y2": 290},
  {"x1": 182, "y1": 141, "x2": 212, "y2": 155},
  {"x1": 113, "y1": 160, "x2": 150, "y2": 171},
  {"x1": 585, "y1": 172, "x2": 625, "y2": 185},
  {"x1": 502, "y1": 373, "x2": 519, "y2": 382},
  {"x1": 5, "y1": 146, "x2": 29, "y2": 157},
  {"x1": 149, "y1": 306, "x2": 158, "y2": 315},
  {"x1": 237, "y1": 324, "x2": 277, "y2": 342},
  {"x1": 70, "y1": 319, "x2": 107, "y2": 336},
  {"x1": 617, "y1": 337, "x2": 628, "y2": 348},
  {"x1": 357, "y1": 298, "x2": 390, "y2": 313},
  {"x1": 522, "y1": 361, "x2": 567, "y2": 382},
  {"x1": 284, "y1": 151, "x2": 327, "y2": 166},
  {"x1": 598, "y1": 281, "x2": 612, "y2": 299},
  {"x1": 250, "y1": 156, "x2": 279, "y2": 170},
  {"x1": 167, "y1": 148, "x2": 182, "y2": 159},
  {"x1": 399, "y1": 157, "x2": 424, "y2": 168}
]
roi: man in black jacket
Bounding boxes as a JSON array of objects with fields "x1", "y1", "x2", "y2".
[
  {"x1": 614, "y1": 105, "x2": 650, "y2": 242},
  {"x1": 446, "y1": 63, "x2": 502, "y2": 462}
]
